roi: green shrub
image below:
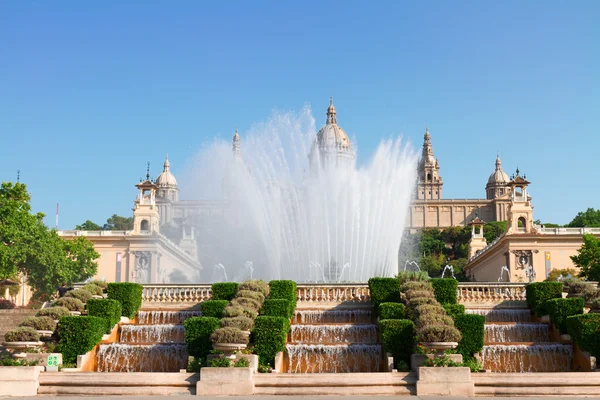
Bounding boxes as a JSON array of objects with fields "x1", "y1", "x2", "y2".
[
  {"x1": 268, "y1": 280, "x2": 297, "y2": 314},
  {"x1": 368, "y1": 277, "x2": 401, "y2": 314},
  {"x1": 417, "y1": 324, "x2": 462, "y2": 343},
  {"x1": 86, "y1": 298, "x2": 122, "y2": 333},
  {"x1": 65, "y1": 289, "x2": 93, "y2": 303},
  {"x1": 416, "y1": 313, "x2": 454, "y2": 328},
  {"x1": 231, "y1": 297, "x2": 261, "y2": 311},
  {"x1": 82, "y1": 283, "x2": 104, "y2": 296},
  {"x1": 209, "y1": 358, "x2": 231, "y2": 367},
  {"x1": 200, "y1": 300, "x2": 229, "y2": 318},
  {"x1": 443, "y1": 304, "x2": 466, "y2": 320},
  {"x1": 19, "y1": 316, "x2": 56, "y2": 331},
  {"x1": 379, "y1": 319, "x2": 415, "y2": 366},
  {"x1": 52, "y1": 297, "x2": 85, "y2": 312},
  {"x1": 407, "y1": 297, "x2": 438, "y2": 309},
  {"x1": 220, "y1": 316, "x2": 254, "y2": 331},
  {"x1": 236, "y1": 290, "x2": 265, "y2": 304},
  {"x1": 234, "y1": 358, "x2": 250, "y2": 368},
  {"x1": 57, "y1": 316, "x2": 106, "y2": 364},
  {"x1": 397, "y1": 271, "x2": 429, "y2": 284},
  {"x1": 253, "y1": 316, "x2": 289, "y2": 367},
  {"x1": 37, "y1": 306, "x2": 70, "y2": 320},
  {"x1": 89, "y1": 280, "x2": 108, "y2": 290},
  {"x1": 567, "y1": 313, "x2": 600, "y2": 358},
  {"x1": 184, "y1": 316, "x2": 220, "y2": 359},
  {"x1": 210, "y1": 327, "x2": 249, "y2": 344},
  {"x1": 414, "y1": 304, "x2": 447, "y2": 318},
  {"x1": 238, "y1": 280, "x2": 270, "y2": 297},
  {"x1": 223, "y1": 306, "x2": 244, "y2": 318},
  {"x1": 211, "y1": 283, "x2": 239, "y2": 301},
  {"x1": 454, "y1": 314, "x2": 485, "y2": 359},
  {"x1": 546, "y1": 297, "x2": 585, "y2": 334},
  {"x1": 566, "y1": 281, "x2": 598, "y2": 301},
  {"x1": 405, "y1": 290, "x2": 435, "y2": 300},
  {"x1": 107, "y1": 282, "x2": 143, "y2": 319},
  {"x1": 260, "y1": 299, "x2": 292, "y2": 318},
  {"x1": 5, "y1": 327, "x2": 40, "y2": 342},
  {"x1": 430, "y1": 278, "x2": 458, "y2": 305},
  {"x1": 526, "y1": 282, "x2": 562, "y2": 317},
  {"x1": 379, "y1": 303, "x2": 405, "y2": 320},
  {"x1": 401, "y1": 281, "x2": 433, "y2": 292}
]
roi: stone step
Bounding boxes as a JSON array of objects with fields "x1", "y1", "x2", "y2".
[
  {"x1": 476, "y1": 386, "x2": 600, "y2": 396},
  {"x1": 39, "y1": 372, "x2": 198, "y2": 386},
  {"x1": 254, "y1": 385, "x2": 414, "y2": 395},
  {"x1": 38, "y1": 386, "x2": 195, "y2": 396},
  {"x1": 472, "y1": 372, "x2": 600, "y2": 386}
]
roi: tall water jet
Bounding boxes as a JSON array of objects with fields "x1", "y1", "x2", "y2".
[{"x1": 180, "y1": 103, "x2": 418, "y2": 282}]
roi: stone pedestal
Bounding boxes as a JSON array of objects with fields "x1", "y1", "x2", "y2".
[
  {"x1": 0, "y1": 366, "x2": 45, "y2": 396},
  {"x1": 410, "y1": 353, "x2": 463, "y2": 371},
  {"x1": 416, "y1": 367, "x2": 474, "y2": 396},
  {"x1": 196, "y1": 367, "x2": 254, "y2": 396}
]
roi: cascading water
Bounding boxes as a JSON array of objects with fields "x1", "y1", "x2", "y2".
[
  {"x1": 293, "y1": 309, "x2": 372, "y2": 324},
  {"x1": 466, "y1": 309, "x2": 531, "y2": 323},
  {"x1": 120, "y1": 324, "x2": 186, "y2": 343},
  {"x1": 137, "y1": 310, "x2": 201, "y2": 324},
  {"x1": 484, "y1": 323, "x2": 550, "y2": 343},
  {"x1": 290, "y1": 324, "x2": 379, "y2": 344},
  {"x1": 181, "y1": 106, "x2": 418, "y2": 282}
]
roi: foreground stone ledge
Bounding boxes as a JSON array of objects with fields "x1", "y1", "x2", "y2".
[
  {"x1": 197, "y1": 367, "x2": 254, "y2": 396},
  {"x1": 0, "y1": 366, "x2": 45, "y2": 396},
  {"x1": 416, "y1": 366, "x2": 474, "y2": 396}
]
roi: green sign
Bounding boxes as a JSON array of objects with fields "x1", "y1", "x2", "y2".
[{"x1": 47, "y1": 355, "x2": 59, "y2": 367}]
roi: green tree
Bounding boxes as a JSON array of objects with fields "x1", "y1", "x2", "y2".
[
  {"x1": 103, "y1": 214, "x2": 134, "y2": 230},
  {"x1": 75, "y1": 220, "x2": 102, "y2": 230},
  {"x1": 568, "y1": 208, "x2": 600, "y2": 228},
  {"x1": 483, "y1": 221, "x2": 507, "y2": 243},
  {"x1": 0, "y1": 182, "x2": 99, "y2": 296},
  {"x1": 571, "y1": 234, "x2": 600, "y2": 282}
]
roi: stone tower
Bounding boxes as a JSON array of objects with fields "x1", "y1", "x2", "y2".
[
  {"x1": 133, "y1": 165, "x2": 160, "y2": 235},
  {"x1": 468, "y1": 216, "x2": 487, "y2": 258},
  {"x1": 486, "y1": 154, "x2": 510, "y2": 200},
  {"x1": 310, "y1": 98, "x2": 356, "y2": 170},
  {"x1": 417, "y1": 127, "x2": 443, "y2": 200},
  {"x1": 155, "y1": 155, "x2": 179, "y2": 226},
  {"x1": 506, "y1": 169, "x2": 536, "y2": 234}
]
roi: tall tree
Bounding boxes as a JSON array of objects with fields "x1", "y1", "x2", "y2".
[
  {"x1": 0, "y1": 182, "x2": 99, "y2": 296},
  {"x1": 103, "y1": 214, "x2": 134, "y2": 230},
  {"x1": 75, "y1": 220, "x2": 102, "y2": 230},
  {"x1": 483, "y1": 221, "x2": 507, "y2": 243},
  {"x1": 571, "y1": 234, "x2": 600, "y2": 282},
  {"x1": 568, "y1": 208, "x2": 600, "y2": 228}
]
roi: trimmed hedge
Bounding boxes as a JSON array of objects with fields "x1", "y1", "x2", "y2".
[
  {"x1": 443, "y1": 304, "x2": 466, "y2": 320},
  {"x1": 368, "y1": 277, "x2": 401, "y2": 315},
  {"x1": 269, "y1": 280, "x2": 297, "y2": 316},
  {"x1": 567, "y1": 313, "x2": 600, "y2": 358},
  {"x1": 253, "y1": 316, "x2": 290, "y2": 367},
  {"x1": 260, "y1": 299, "x2": 291, "y2": 318},
  {"x1": 546, "y1": 297, "x2": 585, "y2": 334},
  {"x1": 19, "y1": 316, "x2": 57, "y2": 331},
  {"x1": 82, "y1": 283, "x2": 104, "y2": 296},
  {"x1": 200, "y1": 300, "x2": 229, "y2": 318},
  {"x1": 86, "y1": 298, "x2": 122, "y2": 333},
  {"x1": 454, "y1": 314, "x2": 485, "y2": 359},
  {"x1": 184, "y1": 316, "x2": 220, "y2": 359},
  {"x1": 526, "y1": 282, "x2": 562, "y2": 317},
  {"x1": 53, "y1": 297, "x2": 85, "y2": 312},
  {"x1": 37, "y1": 306, "x2": 70, "y2": 320},
  {"x1": 58, "y1": 316, "x2": 106, "y2": 364},
  {"x1": 211, "y1": 282, "x2": 239, "y2": 301},
  {"x1": 379, "y1": 319, "x2": 415, "y2": 367},
  {"x1": 65, "y1": 288, "x2": 93, "y2": 303},
  {"x1": 107, "y1": 282, "x2": 143, "y2": 319},
  {"x1": 430, "y1": 278, "x2": 458, "y2": 305},
  {"x1": 379, "y1": 303, "x2": 405, "y2": 320}
]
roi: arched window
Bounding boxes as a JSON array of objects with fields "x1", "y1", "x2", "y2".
[
  {"x1": 140, "y1": 219, "x2": 149, "y2": 232},
  {"x1": 518, "y1": 217, "x2": 526, "y2": 230},
  {"x1": 427, "y1": 173, "x2": 432, "y2": 181}
]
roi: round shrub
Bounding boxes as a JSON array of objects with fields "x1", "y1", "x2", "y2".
[
  {"x1": 223, "y1": 306, "x2": 244, "y2": 318},
  {"x1": 5, "y1": 327, "x2": 40, "y2": 342},
  {"x1": 231, "y1": 297, "x2": 261, "y2": 311},
  {"x1": 417, "y1": 324, "x2": 462, "y2": 343},
  {"x1": 65, "y1": 288, "x2": 93, "y2": 303},
  {"x1": 238, "y1": 280, "x2": 270, "y2": 297},
  {"x1": 37, "y1": 306, "x2": 70, "y2": 320},
  {"x1": 53, "y1": 297, "x2": 85, "y2": 312},
  {"x1": 19, "y1": 316, "x2": 57, "y2": 331},
  {"x1": 82, "y1": 284, "x2": 104, "y2": 296},
  {"x1": 242, "y1": 308, "x2": 259, "y2": 319},
  {"x1": 407, "y1": 297, "x2": 438, "y2": 309},
  {"x1": 220, "y1": 316, "x2": 254, "y2": 331},
  {"x1": 237, "y1": 290, "x2": 265, "y2": 304},
  {"x1": 414, "y1": 305, "x2": 447, "y2": 317},
  {"x1": 402, "y1": 281, "x2": 433, "y2": 292},
  {"x1": 416, "y1": 313, "x2": 454, "y2": 328},
  {"x1": 590, "y1": 297, "x2": 600, "y2": 311},
  {"x1": 0, "y1": 299, "x2": 16, "y2": 309},
  {"x1": 405, "y1": 290, "x2": 435, "y2": 300},
  {"x1": 89, "y1": 280, "x2": 108, "y2": 290},
  {"x1": 210, "y1": 327, "x2": 249, "y2": 344}
]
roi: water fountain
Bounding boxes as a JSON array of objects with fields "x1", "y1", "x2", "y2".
[
  {"x1": 440, "y1": 264, "x2": 455, "y2": 279},
  {"x1": 211, "y1": 263, "x2": 228, "y2": 283},
  {"x1": 498, "y1": 265, "x2": 510, "y2": 282},
  {"x1": 402, "y1": 260, "x2": 421, "y2": 272}
]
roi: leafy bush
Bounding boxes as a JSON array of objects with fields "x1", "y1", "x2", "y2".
[
  {"x1": 65, "y1": 289, "x2": 93, "y2": 303},
  {"x1": 200, "y1": 300, "x2": 229, "y2": 318},
  {"x1": 236, "y1": 290, "x2": 265, "y2": 304},
  {"x1": 567, "y1": 313, "x2": 600, "y2": 358},
  {"x1": 0, "y1": 299, "x2": 16, "y2": 309},
  {"x1": 402, "y1": 281, "x2": 433, "y2": 292},
  {"x1": 566, "y1": 281, "x2": 599, "y2": 302},
  {"x1": 545, "y1": 268, "x2": 577, "y2": 282},
  {"x1": 89, "y1": 280, "x2": 108, "y2": 290},
  {"x1": 86, "y1": 298, "x2": 122, "y2": 333},
  {"x1": 546, "y1": 298, "x2": 585, "y2": 334},
  {"x1": 37, "y1": 306, "x2": 70, "y2": 320},
  {"x1": 57, "y1": 316, "x2": 106, "y2": 364},
  {"x1": 238, "y1": 280, "x2": 270, "y2": 297},
  {"x1": 416, "y1": 313, "x2": 454, "y2": 328},
  {"x1": 107, "y1": 282, "x2": 143, "y2": 319},
  {"x1": 234, "y1": 357, "x2": 250, "y2": 368},
  {"x1": 260, "y1": 299, "x2": 292, "y2": 318},
  {"x1": 454, "y1": 314, "x2": 485, "y2": 359},
  {"x1": 242, "y1": 308, "x2": 258, "y2": 318},
  {"x1": 53, "y1": 297, "x2": 85, "y2": 312},
  {"x1": 187, "y1": 357, "x2": 202, "y2": 372},
  {"x1": 591, "y1": 298, "x2": 600, "y2": 310},
  {"x1": 397, "y1": 271, "x2": 430, "y2": 284},
  {"x1": 253, "y1": 316, "x2": 289, "y2": 367},
  {"x1": 417, "y1": 324, "x2": 462, "y2": 343},
  {"x1": 405, "y1": 290, "x2": 435, "y2": 300},
  {"x1": 526, "y1": 282, "x2": 563, "y2": 317},
  {"x1": 231, "y1": 297, "x2": 261, "y2": 311},
  {"x1": 379, "y1": 302, "x2": 405, "y2": 320},
  {"x1": 268, "y1": 280, "x2": 297, "y2": 314},
  {"x1": 407, "y1": 297, "x2": 438, "y2": 309},
  {"x1": 429, "y1": 278, "x2": 458, "y2": 305},
  {"x1": 5, "y1": 327, "x2": 40, "y2": 342},
  {"x1": 211, "y1": 283, "x2": 239, "y2": 301},
  {"x1": 19, "y1": 316, "x2": 57, "y2": 331},
  {"x1": 210, "y1": 327, "x2": 249, "y2": 344},
  {"x1": 379, "y1": 319, "x2": 415, "y2": 366},
  {"x1": 223, "y1": 306, "x2": 244, "y2": 318},
  {"x1": 368, "y1": 277, "x2": 401, "y2": 314},
  {"x1": 220, "y1": 316, "x2": 254, "y2": 331},
  {"x1": 82, "y1": 283, "x2": 104, "y2": 296},
  {"x1": 209, "y1": 357, "x2": 231, "y2": 367},
  {"x1": 414, "y1": 304, "x2": 447, "y2": 318},
  {"x1": 443, "y1": 304, "x2": 466, "y2": 320},
  {"x1": 184, "y1": 316, "x2": 220, "y2": 359}
]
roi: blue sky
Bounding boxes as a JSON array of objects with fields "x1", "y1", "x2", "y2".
[{"x1": 1, "y1": 1, "x2": 598, "y2": 229}]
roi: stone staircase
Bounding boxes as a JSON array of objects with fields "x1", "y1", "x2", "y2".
[
  {"x1": 473, "y1": 372, "x2": 600, "y2": 396},
  {"x1": 0, "y1": 309, "x2": 38, "y2": 355}
]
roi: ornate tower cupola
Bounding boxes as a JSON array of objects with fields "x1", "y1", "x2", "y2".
[
  {"x1": 417, "y1": 127, "x2": 443, "y2": 200},
  {"x1": 486, "y1": 153, "x2": 510, "y2": 199},
  {"x1": 506, "y1": 168, "x2": 536, "y2": 234},
  {"x1": 133, "y1": 162, "x2": 160, "y2": 235},
  {"x1": 156, "y1": 154, "x2": 179, "y2": 202},
  {"x1": 309, "y1": 97, "x2": 355, "y2": 169},
  {"x1": 468, "y1": 214, "x2": 487, "y2": 258}
]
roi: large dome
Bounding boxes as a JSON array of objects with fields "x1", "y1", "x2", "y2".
[
  {"x1": 487, "y1": 154, "x2": 509, "y2": 184},
  {"x1": 316, "y1": 98, "x2": 352, "y2": 151},
  {"x1": 156, "y1": 156, "x2": 178, "y2": 187}
]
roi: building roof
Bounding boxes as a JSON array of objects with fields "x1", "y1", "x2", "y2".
[
  {"x1": 156, "y1": 155, "x2": 178, "y2": 187},
  {"x1": 487, "y1": 154, "x2": 510, "y2": 185},
  {"x1": 316, "y1": 97, "x2": 352, "y2": 151}
]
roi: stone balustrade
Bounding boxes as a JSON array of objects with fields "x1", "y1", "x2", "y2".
[
  {"x1": 142, "y1": 284, "x2": 212, "y2": 304},
  {"x1": 457, "y1": 282, "x2": 527, "y2": 304},
  {"x1": 296, "y1": 284, "x2": 371, "y2": 304}
]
